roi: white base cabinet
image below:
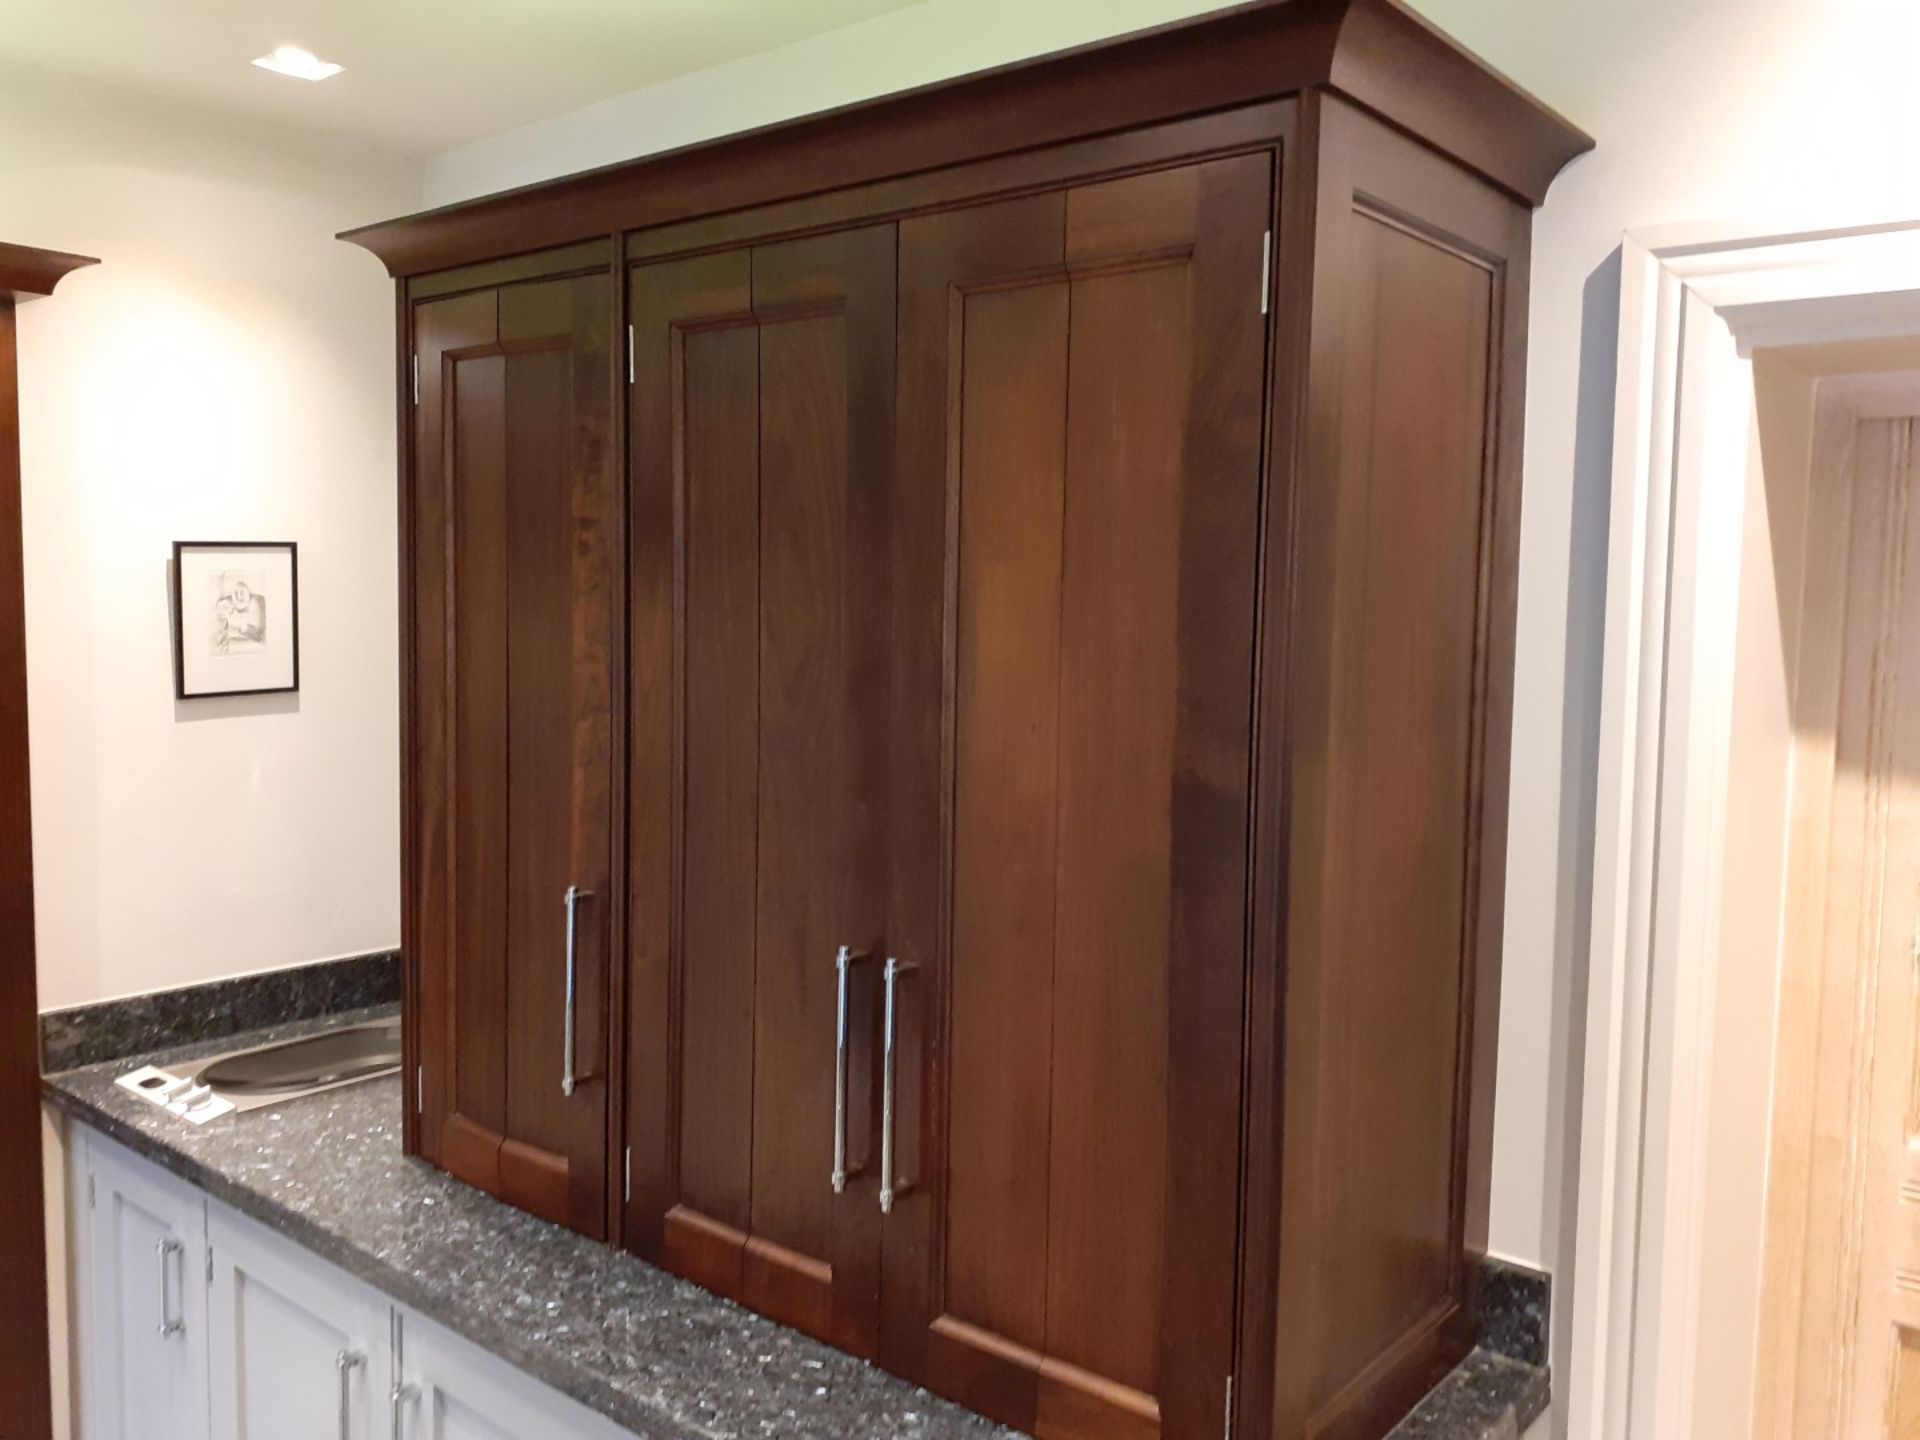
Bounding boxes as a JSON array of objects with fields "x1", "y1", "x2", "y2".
[
  {"x1": 82, "y1": 1137, "x2": 209, "y2": 1440},
  {"x1": 395, "y1": 1314, "x2": 631, "y2": 1440},
  {"x1": 69, "y1": 1130, "x2": 627, "y2": 1440},
  {"x1": 208, "y1": 1205, "x2": 394, "y2": 1440}
]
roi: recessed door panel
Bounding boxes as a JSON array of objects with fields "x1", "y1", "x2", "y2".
[
  {"x1": 412, "y1": 266, "x2": 615, "y2": 1240},
  {"x1": 87, "y1": 1140, "x2": 208, "y2": 1440},
  {"x1": 627, "y1": 225, "x2": 894, "y2": 1355},
  {"x1": 209, "y1": 1204, "x2": 389, "y2": 1440},
  {"x1": 887, "y1": 155, "x2": 1271, "y2": 1439}
]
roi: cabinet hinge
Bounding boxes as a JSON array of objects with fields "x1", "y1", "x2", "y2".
[
  {"x1": 1223, "y1": 1375, "x2": 1235, "y2": 1440},
  {"x1": 411, "y1": 353, "x2": 419, "y2": 406},
  {"x1": 87, "y1": 1174, "x2": 95, "y2": 1210},
  {"x1": 624, "y1": 1147, "x2": 632, "y2": 1205},
  {"x1": 627, "y1": 325, "x2": 635, "y2": 386},
  {"x1": 206, "y1": 1245, "x2": 214, "y2": 1286},
  {"x1": 415, "y1": 1066, "x2": 425, "y2": 1115},
  {"x1": 1259, "y1": 231, "x2": 1272, "y2": 316}
]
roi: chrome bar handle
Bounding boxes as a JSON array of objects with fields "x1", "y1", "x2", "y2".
[
  {"x1": 156, "y1": 1239, "x2": 185, "y2": 1338},
  {"x1": 880, "y1": 958, "x2": 918, "y2": 1215},
  {"x1": 389, "y1": 1309, "x2": 416, "y2": 1440},
  {"x1": 337, "y1": 1350, "x2": 366, "y2": 1440},
  {"x1": 389, "y1": 1382, "x2": 417, "y2": 1440},
  {"x1": 562, "y1": 885, "x2": 591, "y2": 1098},
  {"x1": 831, "y1": 946, "x2": 869, "y2": 1194}
]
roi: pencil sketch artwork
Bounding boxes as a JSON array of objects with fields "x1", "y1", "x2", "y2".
[{"x1": 210, "y1": 569, "x2": 269, "y2": 657}]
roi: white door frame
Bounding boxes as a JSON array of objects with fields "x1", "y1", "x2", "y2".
[{"x1": 1568, "y1": 219, "x2": 1920, "y2": 1440}]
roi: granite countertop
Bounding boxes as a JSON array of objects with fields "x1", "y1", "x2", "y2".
[{"x1": 45, "y1": 1013, "x2": 1544, "y2": 1440}]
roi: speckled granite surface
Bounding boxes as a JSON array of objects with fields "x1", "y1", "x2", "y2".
[
  {"x1": 46, "y1": 1012, "x2": 1547, "y2": 1440},
  {"x1": 45, "y1": 1011, "x2": 1012, "y2": 1440},
  {"x1": 1384, "y1": 1349, "x2": 1549, "y2": 1440},
  {"x1": 40, "y1": 950, "x2": 400, "y2": 1072},
  {"x1": 1477, "y1": 1259, "x2": 1550, "y2": 1370}
]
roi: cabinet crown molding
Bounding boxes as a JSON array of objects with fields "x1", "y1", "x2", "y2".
[
  {"x1": 338, "y1": 0, "x2": 1591, "y2": 278},
  {"x1": 0, "y1": 242, "x2": 99, "y2": 304}
]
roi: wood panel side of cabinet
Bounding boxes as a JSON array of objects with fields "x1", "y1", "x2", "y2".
[
  {"x1": 1264, "y1": 92, "x2": 1531, "y2": 1440},
  {"x1": 0, "y1": 296, "x2": 54, "y2": 1440}
]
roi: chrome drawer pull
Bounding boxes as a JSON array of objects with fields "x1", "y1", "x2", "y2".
[
  {"x1": 880, "y1": 957, "x2": 918, "y2": 1215},
  {"x1": 156, "y1": 1239, "x2": 185, "y2": 1338},
  {"x1": 832, "y1": 946, "x2": 870, "y2": 1194},
  {"x1": 390, "y1": 1382, "x2": 418, "y2": 1440},
  {"x1": 562, "y1": 885, "x2": 592, "y2": 1097},
  {"x1": 337, "y1": 1350, "x2": 366, "y2": 1440}
]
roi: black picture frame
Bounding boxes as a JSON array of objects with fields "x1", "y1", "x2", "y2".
[{"x1": 171, "y1": 540, "x2": 301, "y2": 699}]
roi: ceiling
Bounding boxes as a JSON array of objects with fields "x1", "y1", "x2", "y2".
[{"x1": 0, "y1": 0, "x2": 927, "y2": 155}]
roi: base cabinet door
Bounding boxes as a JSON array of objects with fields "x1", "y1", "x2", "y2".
[
  {"x1": 393, "y1": 1312, "x2": 630, "y2": 1440},
  {"x1": 84, "y1": 1137, "x2": 210, "y2": 1440},
  {"x1": 208, "y1": 1203, "x2": 392, "y2": 1440}
]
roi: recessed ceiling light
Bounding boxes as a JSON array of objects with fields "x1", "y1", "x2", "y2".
[{"x1": 251, "y1": 46, "x2": 344, "y2": 82}]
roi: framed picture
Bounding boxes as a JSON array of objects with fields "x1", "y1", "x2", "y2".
[{"x1": 172, "y1": 541, "x2": 300, "y2": 698}]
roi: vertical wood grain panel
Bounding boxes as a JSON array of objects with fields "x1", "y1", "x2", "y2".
[
  {"x1": 500, "y1": 273, "x2": 614, "y2": 1239},
  {"x1": 892, "y1": 155, "x2": 1267, "y2": 1440},
  {"x1": 887, "y1": 190, "x2": 1067, "y2": 1404},
  {"x1": 411, "y1": 290, "x2": 497, "y2": 1173},
  {"x1": 450, "y1": 351, "x2": 510, "y2": 1147},
  {"x1": 745, "y1": 225, "x2": 894, "y2": 1354},
  {"x1": 1153, "y1": 154, "x2": 1270, "y2": 1440},
  {"x1": 504, "y1": 343, "x2": 573, "y2": 1164},
  {"x1": 678, "y1": 320, "x2": 761, "y2": 1233},
  {"x1": 1046, "y1": 258, "x2": 1186, "y2": 1392},
  {"x1": 412, "y1": 263, "x2": 613, "y2": 1241},
  {"x1": 751, "y1": 307, "x2": 847, "y2": 1276},
  {"x1": 628, "y1": 227, "x2": 892, "y2": 1356},
  {"x1": 946, "y1": 280, "x2": 1069, "y2": 1348},
  {"x1": 1755, "y1": 403, "x2": 1920, "y2": 1440},
  {"x1": 626, "y1": 250, "x2": 754, "y2": 1259},
  {"x1": 1305, "y1": 212, "x2": 1489, "y2": 1408},
  {"x1": 1275, "y1": 96, "x2": 1527, "y2": 1440}
]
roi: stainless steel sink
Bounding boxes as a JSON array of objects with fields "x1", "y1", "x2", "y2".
[{"x1": 186, "y1": 1016, "x2": 401, "y2": 1112}]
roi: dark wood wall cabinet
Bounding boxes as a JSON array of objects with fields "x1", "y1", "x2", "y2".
[
  {"x1": 0, "y1": 240, "x2": 98, "y2": 1440},
  {"x1": 345, "y1": 4, "x2": 1589, "y2": 1437}
]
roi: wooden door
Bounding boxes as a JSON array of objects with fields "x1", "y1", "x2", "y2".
[
  {"x1": 626, "y1": 224, "x2": 895, "y2": 1355},
  {"x1": 411, "y1": 269, "x2": 616, "y2": 1239},
  {"x1": 1757, "y1": 381, "x2": 1920, "y2": 1440},
  {"x1": 208, "y1": 1204, "x2": 391, "y2": 1440},
  {"x1": 883, "y1": 156, "x2": 1271, "y2": 1440},
  {"x1": 86, "y1": 1138, "x2": 210, "y2": 1440}
]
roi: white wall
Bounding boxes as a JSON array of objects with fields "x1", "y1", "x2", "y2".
[
  {"x1": 0, "y1": 65, "x2": 420, "y2": 1012},
  {"x1": 422, "y1": 0, "x2": 1227, "y2": 205},
  {"x1": 417, "y1": 0, "x2": 1920, "y2": 1404}
]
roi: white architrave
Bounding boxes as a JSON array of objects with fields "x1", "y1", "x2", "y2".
[{"x1": 1568, "y1": 219, "x2": 1920, "y2": 1440}]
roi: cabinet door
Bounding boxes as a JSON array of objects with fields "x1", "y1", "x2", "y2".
[
  {"x1": 85, "y1": 1138, "x2": 209, "y2": 1440},
  {"x1": 208, "y1": 1204, "x2": 392, "y2": 1440},
  {"x1": 625, "y1": 225, "x2": 894, "y2": 1355},
  {"x1": 394, "y1": 1312, "x2": 630, "y2": 1440},
  {"x1": 884, "y1": 158, "x2": 1272, "y2": 1439},
  {"x1": 412, "y1": 267, "x2": 617, "y2": 1239}
]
